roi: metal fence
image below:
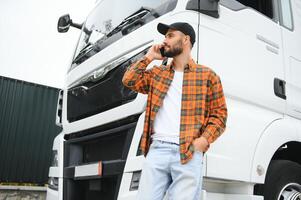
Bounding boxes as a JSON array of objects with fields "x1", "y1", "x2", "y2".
[{"x1": 0, "y1": 76, "x2": 62, "y2": 184}]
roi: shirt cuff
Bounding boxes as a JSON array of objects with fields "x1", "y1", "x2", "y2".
[
  {"x1": 142, "y1": 56, "x2": 152, "y2": 65},
  {"x1": 201, "y1": 126, "x2": 217, "y2": 144}
]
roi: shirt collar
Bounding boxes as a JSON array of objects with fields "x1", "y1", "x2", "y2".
[{"x1": 167, "y1": 58, "x2": 197, "y2": 72}]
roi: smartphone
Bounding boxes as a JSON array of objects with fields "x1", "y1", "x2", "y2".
[
  {"x1": 160, "y1": 47, "x2": 168, "y2": 65},
  {"x1": 160, "y1": 47, "x2": 165, "y2": 57}
]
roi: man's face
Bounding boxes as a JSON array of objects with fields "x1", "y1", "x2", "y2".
[{"x1": 162, "y1": 29, "x2": 185, "y2": 58}]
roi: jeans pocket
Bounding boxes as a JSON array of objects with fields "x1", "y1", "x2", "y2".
[
  {"x1": 192, "y1": 143, "x2": 203, "y2": 155},
  {"x1": 150, "y1": 140, "x2": 160, "y2": 149},
  {"x1": 194, "y1": 149, "x2": 204, "y2": 161},
  {"x1": 194, "y1": 150, "x2": 203, "y2": 155}
]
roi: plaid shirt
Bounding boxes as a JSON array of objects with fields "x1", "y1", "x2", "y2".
[{"x1": 122, "y1": 57, "x2": 227, "y2": 164}]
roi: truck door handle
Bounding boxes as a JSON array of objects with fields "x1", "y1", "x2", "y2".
[{"x1": 274, "y1": 78, "x2": 286, "y2": 100}]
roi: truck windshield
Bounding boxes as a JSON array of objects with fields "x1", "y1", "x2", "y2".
[{"x1": 70, "y1": 0, "x2": 177, "y2": 70}]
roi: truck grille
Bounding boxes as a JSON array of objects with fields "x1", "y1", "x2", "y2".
[
  {"x1": 67, "y1": 62, "x2": 137, "y2": 122},
  {"x1": 63, "y1": 115, "x2": 139, "y2": 200}
]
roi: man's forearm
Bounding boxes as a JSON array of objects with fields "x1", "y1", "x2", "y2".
[
  {"x1": 202, "y1": 73, "x2": 228, "y2": 144},
  {"x1": 202, "y1": 104, "x2": 227, "y2": 143},
  {"x1": 122, "y1": 56, "x2": 152, "y2": 94}
]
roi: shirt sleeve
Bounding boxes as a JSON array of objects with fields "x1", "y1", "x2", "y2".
[
  {"x1": 122, "y1": 56, "x2": 153, "y2": 94},
  {"x1": 202, "y1": 72, "x2": 228, "y2": 144}
]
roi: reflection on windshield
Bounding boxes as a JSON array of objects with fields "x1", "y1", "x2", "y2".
[{"x1": 70, "y1": 0, "x2": 177, "y2": 70}]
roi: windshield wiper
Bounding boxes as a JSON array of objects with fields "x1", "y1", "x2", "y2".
[
  {"x1": 72, "y1": 7, "x2": 159, "y2": 66},
  {"x1": 107, "y1": 7, "x2": 159, "y2": 37},
  {"x1": 72, "y1": 43, "x2": 94, "y2": 64},
  {"x1": 122, "y1": 7, "x2": 159, "y2": 35}
]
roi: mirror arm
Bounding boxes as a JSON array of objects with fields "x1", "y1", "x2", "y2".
[{"x1": 70, "y1": 20, "x2": 83, "y2": 30}]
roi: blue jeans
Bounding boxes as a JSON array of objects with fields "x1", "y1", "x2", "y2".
[{"x1": 137, "y1": 140, "x2": 204, "y2": 200}]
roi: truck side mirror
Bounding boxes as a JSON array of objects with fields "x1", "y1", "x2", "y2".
[
  {"x1": 57, "y1": 14, "x2": 71, "y2": 33},
  {"x1": 186, "y1": 0, "x2": 220, "y2": 18},
  {"x1": 57, "y1": 14, "x2": 83, "y2": 33}
]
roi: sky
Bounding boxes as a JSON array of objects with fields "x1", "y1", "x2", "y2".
[{"x1": 0, "y1": 0, "x2": 95, "y2": 89}]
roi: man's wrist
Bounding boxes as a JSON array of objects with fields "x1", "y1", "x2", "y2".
[{"x1": 144, "y1": 54, "x2": 154, "y2": 62}]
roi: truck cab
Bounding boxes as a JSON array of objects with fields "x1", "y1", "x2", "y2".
[{"x1": 47, "y1": 0, "x2": 301, "y2": 199}]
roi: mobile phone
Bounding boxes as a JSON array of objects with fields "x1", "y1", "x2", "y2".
[{"x1": 160, "y1": 47, "x2": 165, "y2": 57}]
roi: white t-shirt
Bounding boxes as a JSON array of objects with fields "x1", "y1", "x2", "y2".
[{"x1": 152, "y1": 70, "x2": 184, "y2": 144}]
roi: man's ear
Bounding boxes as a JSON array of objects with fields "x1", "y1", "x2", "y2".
[{"x1": 184, "y1": 35, "x2": 190, "y2": 46}]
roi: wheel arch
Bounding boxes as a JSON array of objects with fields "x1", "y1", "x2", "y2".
[{"x1": 250, "y1": 118, "x2": 301, "y2": 184}]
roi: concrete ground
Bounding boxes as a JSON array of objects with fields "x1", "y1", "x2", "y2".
[{"x1": 0, "y1": 186, "x2": 46, "y2": 200}]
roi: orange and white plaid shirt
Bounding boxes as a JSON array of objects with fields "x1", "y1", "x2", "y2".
[{"x1": 122, "y1": 57, "x2": 227, "y2": 164}]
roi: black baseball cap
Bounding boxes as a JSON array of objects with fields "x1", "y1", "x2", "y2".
[{"x1": 157, "y1": 22, "x2": 196, "y2": 46}]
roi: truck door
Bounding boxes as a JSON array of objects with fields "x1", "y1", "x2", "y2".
[
  {"x1": 194, "y1": 0, "x2": 286, "y2": 181},
  {"x1": 279, "y1": 0, "x2": 301, "y2": 119}
]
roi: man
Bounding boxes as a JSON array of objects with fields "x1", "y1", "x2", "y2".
[{"x1": 122, "y1": 22, "x2": 227, "y2": 200}]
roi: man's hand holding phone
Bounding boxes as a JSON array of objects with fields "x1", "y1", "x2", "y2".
[{"x1": 145, "y1": 44, "x2": 166, "y2": 62}]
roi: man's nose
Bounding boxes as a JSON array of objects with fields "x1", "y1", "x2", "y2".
[{"x1": 163, "y1": 40, "x2": 168, "y2": 46}]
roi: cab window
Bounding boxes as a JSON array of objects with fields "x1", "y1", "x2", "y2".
[
  {"x1": 236, "y1": 0, "x2": 274, "y2": 19},
  {"x1": 279, "y1": 0, "x2": 294, "y2": 30}
]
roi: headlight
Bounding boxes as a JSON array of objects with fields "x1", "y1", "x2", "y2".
[
  {"x1": 129, "y1": 171, "x2": 141, "y2": 191},
  {"x1": 48, "y1": 177, "x2": 58, "y2": 191},
  {"x1": 55, "y1": 90, "x2": 63, "y2": 127},
  {"x1": 51, "y1": 150, "x2": 58, "y2": 167}
]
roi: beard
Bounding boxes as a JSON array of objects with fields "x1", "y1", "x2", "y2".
[{"x1": 164, "y1": 40, "x2": 183, "y2": 58}]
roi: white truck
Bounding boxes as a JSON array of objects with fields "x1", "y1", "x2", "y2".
[{"x1": 46, "y1": 0, "x2": 301, "y2": 199}]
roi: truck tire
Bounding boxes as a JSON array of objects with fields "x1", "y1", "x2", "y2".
[{"x1": 264, "y1": 160, "x2": 301, "y2": 200}]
